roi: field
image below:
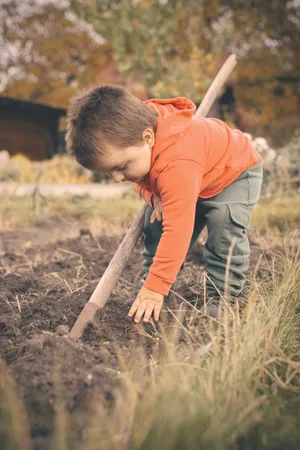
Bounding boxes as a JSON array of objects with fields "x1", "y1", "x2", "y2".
[{"x1": 0, "y1": 194, "x2": 300, "y2": 450}]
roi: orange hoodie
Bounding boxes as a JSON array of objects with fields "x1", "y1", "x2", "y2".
[{"x1": 134, "y1": 97, "x2": 259, "y2": 296}]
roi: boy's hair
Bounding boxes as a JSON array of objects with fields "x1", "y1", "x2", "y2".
[{"x1": 66, "y1": 85, "x2": 158, "y2": 169}]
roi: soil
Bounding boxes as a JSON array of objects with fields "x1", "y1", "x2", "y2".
[{"x1": 0, "y1": 222, "x2": 268, "y2": 449}]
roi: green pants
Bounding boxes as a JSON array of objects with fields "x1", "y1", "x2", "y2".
[{"x1": 142, "y1": 159, "x2": 263, "y2": 299}]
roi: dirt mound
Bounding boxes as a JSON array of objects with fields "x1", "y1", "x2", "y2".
[{"x1": 12, "y1": 331, "x2": 117, "y2": 449}]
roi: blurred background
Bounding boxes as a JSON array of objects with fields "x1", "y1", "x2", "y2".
[
  {"x1": 1, "y1": 5, "x2": 300, "y2": 450},
  {"x1": 0, "y1": 0, "x2": 299, "y2": 193}
]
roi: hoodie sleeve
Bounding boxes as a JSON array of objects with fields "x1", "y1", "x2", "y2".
[
  {"x1": 143, "y1": 160, "x2": 204, "y2": 295},
  {"x1": 133, "y1": 183, "x2": 153, "y2": 207}
]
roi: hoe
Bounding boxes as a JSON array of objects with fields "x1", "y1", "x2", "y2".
[{"x1": 70, "y1": 54, "x2": 237, "y2": 339}]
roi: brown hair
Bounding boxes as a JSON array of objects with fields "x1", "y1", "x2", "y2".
[{"x1": 66, "y1": 85, "x2": 158, "y2": 169}]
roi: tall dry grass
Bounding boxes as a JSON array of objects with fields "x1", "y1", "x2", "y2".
[
  {"x1": 79, "y1": 246, "x2": 300, "y2": 450},
  {"x1": 0, "y1": 360, "x2": 31, "y2": 450}
]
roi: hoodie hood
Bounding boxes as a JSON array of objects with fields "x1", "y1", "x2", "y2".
[{"x1": 144, "y1": 97, "x2": 196, "y2": 163}]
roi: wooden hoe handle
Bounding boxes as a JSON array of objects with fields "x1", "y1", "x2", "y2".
[{"x1": 70, "y1": 54, "x2": 237, "y2": 338}]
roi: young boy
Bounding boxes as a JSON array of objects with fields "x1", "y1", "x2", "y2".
[{"x1": 66, "y1": 85, "x2": 263, "y2": 323}]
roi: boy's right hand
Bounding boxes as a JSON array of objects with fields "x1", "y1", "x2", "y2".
[{"x1": 150, "y1": 196, "x2": 162, "y2": 223}]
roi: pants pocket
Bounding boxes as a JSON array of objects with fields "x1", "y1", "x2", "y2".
[
  {"x1": 219, "y1": 204, "x2": 253, "y2": 260},
  {"x1": 228, "y1": 204, "x2": 254, "y2": 231}
]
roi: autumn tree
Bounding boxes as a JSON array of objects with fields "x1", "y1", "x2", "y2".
[
  {"x1": 72, "y1": 0, "x2": 300, "y2": 123},
  {"x1": 217, "y1": 0, "x2": 300, "y2": 123},
  {"x1": 0, "y1": 0, "x2": 111, "y2": 108},
  {"x1": 71, "y1": 0, "x2": 217, "y2": 101}
]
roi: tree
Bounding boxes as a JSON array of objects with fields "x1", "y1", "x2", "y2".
[
  {"x1": 217, "y1": 0, "x2": 300, "y2": 123},
  {"x1": 72, "y1": 0, "x2": 300, "y2": 123},
  {"x1": 0, "y1": 0, "x2": 111, "y2": 108},
  {"x1": 71, "y1": 0, "x2": 217, "y2": 101}
]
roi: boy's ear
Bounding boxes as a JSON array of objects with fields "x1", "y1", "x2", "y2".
[{"x1": 143, "y1": 128, "x2": 155, "y2": 147}]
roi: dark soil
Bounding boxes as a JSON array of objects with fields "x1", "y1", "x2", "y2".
[{"x1": 0, "y1": 224, "x2": 267, "y2": 449}]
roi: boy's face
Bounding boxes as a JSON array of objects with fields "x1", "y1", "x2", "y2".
[{"x1": 94, "y1": 128, "x2": 155, "y2": 183}]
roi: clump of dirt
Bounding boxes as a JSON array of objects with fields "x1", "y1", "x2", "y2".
[{"x1": 11, "y1": 331, "x2": 118, "y2": 450}]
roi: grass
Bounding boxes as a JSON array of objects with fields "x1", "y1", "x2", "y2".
[
  {"x1": 0, "y1": 360, "x2": 31, "y2": 450},
  {"x1": 79, "y1": 247, "x2": 300, "y2": 450},
  {"x1": 1, "y1": 192, "x2": 300, "y2": 237},
  {"x1": 0, "y1": 192, "x2": 142, "y2": 231},
  {"x1": 252, "y1": 196, "x2": 300, "y2": 233}
]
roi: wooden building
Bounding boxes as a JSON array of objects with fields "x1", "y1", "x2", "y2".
[{"x1": 0, "y1": 97, "x2": 66, "y2": 161}]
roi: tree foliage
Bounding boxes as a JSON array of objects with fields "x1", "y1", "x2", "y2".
[
  {"x1": 220, "y1": 0, "x2": 300, "y2": 122},
  {"x1": 1, "y1": 0, "x2": 299, "y2": 122},
  {"x1": 0, "y1": 0, "x2": 111, "y2": 108},
  {"x1": 72, "y1": 0, "x2": 218, "y2": 101},
  {"x1": 72, "y1": 0, "x2": 300, "y2": 122}
]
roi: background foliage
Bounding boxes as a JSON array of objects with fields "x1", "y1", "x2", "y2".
[
  {"x1": 71, "y1": 0, "x2": 300, "y2": 123},
  {"x1": 0, "y1": 0, "x2": 111, "y2": 108},
  {"x1": 1, "y1": 0, "x2": 299, "y2": 127}
]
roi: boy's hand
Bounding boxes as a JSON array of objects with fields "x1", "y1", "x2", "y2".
[
  {"x1": 128, "y1": 285, "x2": 164, "y2": 323},
  {"x1": 150, "y1": 196, "x2": 162, "y2": 223}
]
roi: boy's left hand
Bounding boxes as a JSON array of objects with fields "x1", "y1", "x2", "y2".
[{"x1": 128, "y1": 285, "x2": 164, "y2": 323}]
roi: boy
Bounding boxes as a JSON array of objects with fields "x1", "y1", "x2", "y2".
[{"x1": 66, "y1": 85, "x2": 263, "y2": 323}]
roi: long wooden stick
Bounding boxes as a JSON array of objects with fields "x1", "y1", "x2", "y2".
[{"x1": 70, "y1": 54, "x2": 237, "y2": 338}]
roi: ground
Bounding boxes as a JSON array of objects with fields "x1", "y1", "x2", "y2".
[
  {"x1": 0, "y1": 220, "x2": 211, "y2": 449},
  {"x1": 0, "y1": 217, "x2": 297, "y2": 450}
]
